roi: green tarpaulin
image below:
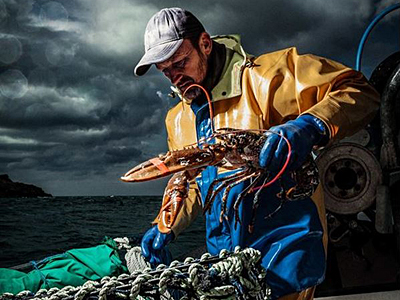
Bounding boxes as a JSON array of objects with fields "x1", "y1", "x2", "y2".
[{"x1": 0, "y1": 237, "x2": 128, "y2": 295}]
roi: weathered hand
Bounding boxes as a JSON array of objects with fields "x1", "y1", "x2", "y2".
[
  {"x1": 141, "y1": 225, "x2": 174, "y2": 267},
  {"x1": 259, "y1": 114, "x2": 327, "y2": 172}
]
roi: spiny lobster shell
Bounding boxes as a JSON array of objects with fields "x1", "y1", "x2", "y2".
[{"x1": 215, "y1": 128, "x2": 267, "y2": 168}]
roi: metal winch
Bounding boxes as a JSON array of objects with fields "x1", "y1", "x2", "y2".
[
  {"x1": 316, "y1": 142, "x2": 382, "y2": 215},
  {"x1": 317, "y1": 50, "x2": 400, "y2": 241}
]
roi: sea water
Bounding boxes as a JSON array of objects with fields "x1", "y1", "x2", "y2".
[{"x1": 0, "y1": 196, "x2": 206, "y2": 268}]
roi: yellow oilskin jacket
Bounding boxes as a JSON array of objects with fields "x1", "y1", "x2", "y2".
[
  {"x1": 164, "y1": 35, "x2": 380, "y2": 239},
  {"x1": 161, "y1": 35, "x2": 379, "y2": 298}
]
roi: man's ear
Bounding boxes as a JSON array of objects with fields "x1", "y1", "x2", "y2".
[{"x1": 199, "y1": 32, "x2": 212, "y2": 56}]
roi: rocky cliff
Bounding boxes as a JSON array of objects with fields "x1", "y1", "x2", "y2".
[{"x1": 0, "y1": 174, "x2": 52, "y2": 198}]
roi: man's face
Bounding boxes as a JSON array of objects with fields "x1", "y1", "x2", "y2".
[{"x1": 156, "y1": 38, "x2": 208, "y2": 100}]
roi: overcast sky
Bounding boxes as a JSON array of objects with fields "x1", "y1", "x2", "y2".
[{"x1": 0, "y1": 0, "x2": 398, "y2": 196}]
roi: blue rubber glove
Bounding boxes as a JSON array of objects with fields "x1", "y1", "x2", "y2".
[
  {"x1": 259, "y1": 114, "x2": 328, "y2": 172},
  {"x1": 141, "y1": 225, "x2": 174, "y2": 267}
]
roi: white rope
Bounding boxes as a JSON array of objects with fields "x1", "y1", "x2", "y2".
[
  {"x1": 188, "y1": 247, "x2": 269, "y2": 299},
  {"x1": 1, "y1": 244, "x2": 271, "y2": 300},
  {"x1": 114, "y1": 237, "x2": 132, "y2": 250},
  {"x1": 124, "y1": 246, "x2": 151, "y2": 274},
  {"x1": 129, "y1": 273, "x2": 153, "y2": 299}
]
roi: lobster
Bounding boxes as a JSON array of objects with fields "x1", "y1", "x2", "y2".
[{"x1": 121, "y1": 128, "x2": 319, "y2": 234}]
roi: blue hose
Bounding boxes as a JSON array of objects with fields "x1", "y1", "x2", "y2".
[{"x1": 356, "y1": 3, "x2": 400, "y2": 71}]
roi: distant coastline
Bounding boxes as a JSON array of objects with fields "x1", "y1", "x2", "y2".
[{"x1": 0, "y1": 174, "x2": 52, "y2": 198}]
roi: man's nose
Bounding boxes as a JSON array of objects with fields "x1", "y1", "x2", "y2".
[{"x1": 166, "y1": 70, "x2": 181, "y2": 85}]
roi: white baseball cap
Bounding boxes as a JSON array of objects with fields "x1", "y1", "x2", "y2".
[{"x1": 134, "y1": 7, "x2": 205, "y2": 76}]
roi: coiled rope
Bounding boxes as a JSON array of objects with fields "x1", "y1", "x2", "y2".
[{"x1": 0, "y1": 239, "x2": 271, "y2": 300}]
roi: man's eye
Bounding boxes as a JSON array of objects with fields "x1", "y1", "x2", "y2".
[{"x1": 174, "y1": 58, "x2": 186, "y2": 69}]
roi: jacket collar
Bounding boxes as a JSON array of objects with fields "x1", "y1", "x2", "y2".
[{"x1": 211, "y1": 35, "x2": 253, "y2": 101}]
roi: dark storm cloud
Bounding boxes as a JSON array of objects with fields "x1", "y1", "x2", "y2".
[
  {"x1": 0, "y1": 0, "x2": 173, "y2": 195},
  {"x1": 0, "y1": 0, "x2": 397, "y2": 196}
]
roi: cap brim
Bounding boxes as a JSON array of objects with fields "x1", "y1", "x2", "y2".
[{"x1": 133, "y1": 39, "x2": 184, "y2": 76}]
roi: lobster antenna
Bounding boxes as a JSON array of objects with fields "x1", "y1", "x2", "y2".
[{"x1": 183, "y1": 84, "x2": 215, "y2": 135}]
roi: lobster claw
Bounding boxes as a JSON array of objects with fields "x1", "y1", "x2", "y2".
[
  {"x1": 153, "y1": 172, "x2": 190, "y2": 234},
  {"x1": 153, "y1": 169, "x2": 202, "y2": 233},
  {"x1": 121, "y1": 145, "x2": 225, "y2": 182},
  {"x1": 121, "y1": 155, "x2": 174, "y2": 182},
  {"x1": 120, "y1": 144, "x2": 227, "y2": 233}
]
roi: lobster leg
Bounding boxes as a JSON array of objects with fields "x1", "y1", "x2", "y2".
[
  {"x1": 219, "y1": 170, "x2": 262, "y2": 223},
  {"x1": 233, "y1": 171, "x2": 265, "y2": 228},
  {"x1": 203, "y1": 169, "x2": 250, "y2": 214},
  {"x1": 247, "y1": 174, "x2": 270, "y2": 233}
]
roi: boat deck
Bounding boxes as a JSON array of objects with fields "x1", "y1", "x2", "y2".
[{"x1": 316, "y1": 290, "x2": 400, "y2": 300}]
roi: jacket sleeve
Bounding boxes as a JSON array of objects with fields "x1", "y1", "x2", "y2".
[{"x1": 253, "y1": 47, "x2": 380, "y2": 141}]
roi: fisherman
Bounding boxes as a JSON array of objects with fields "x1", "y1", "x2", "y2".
[{"x1": 134, "y1": 7, "x2": 380, "y2": 300}]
